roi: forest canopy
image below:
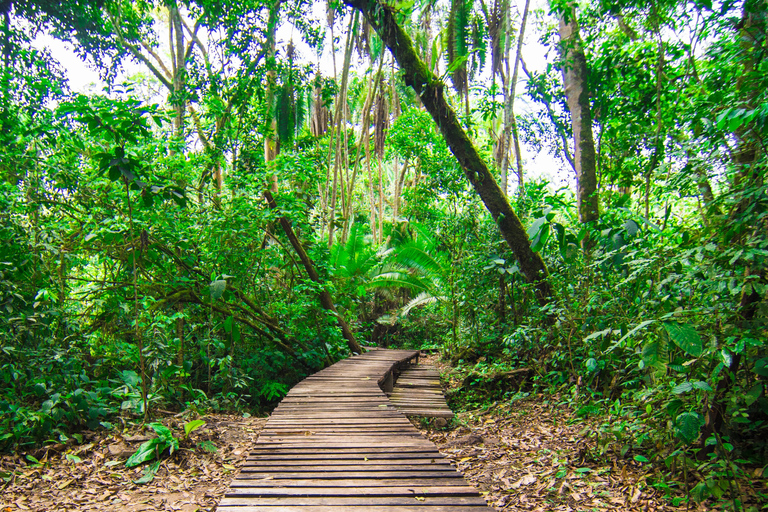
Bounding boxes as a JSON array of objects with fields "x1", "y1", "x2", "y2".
[{"x1": 0, "y1": 0, "x2": 766, "y2": 506}]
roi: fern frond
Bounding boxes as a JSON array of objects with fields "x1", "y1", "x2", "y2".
[{"x1": 401, "y1": 291, "x2": 446, "y2": 316}]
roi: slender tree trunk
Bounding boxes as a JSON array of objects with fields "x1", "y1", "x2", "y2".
[
  {"x1": 377, "y1": 158, "x2": 385, "y2": 244},
  {"x1": 170, "y1": 7, "x2": 186, "y2": 140},
  {"x1": 394, "y1": 158, "x2": 409, "y2": 220},
  {"x1": 264, "y1": 3, "x2": 280, "y2": 193},
  {"x1": 364, "y1": 59, "x2": 385, "y2": 241},
  {"x1": 502, "y1": 0, "x2": 530, "y2": 196},
  {"x1": 499, "y1": 0, "x2": 511, "y2": 195},
  {"x1": 558, "y1": 4, "x2": 599, "y2": 234},
  {"x1": 344, "y1": 0, "x2": 553, "y2": 304},
  {"x1": 345, "y1": 63, "x2": 379, "y2": 244},
  {"x1": 328, "y1": 12, "x2": 358, "y2": 249},
  {"x1": 264, "y1": 191, "x2": 363, "y2": 354}
]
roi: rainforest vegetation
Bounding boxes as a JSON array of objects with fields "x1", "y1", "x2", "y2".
[{"x1": 0, "y1": 0, "x2": 766, "y2": 507}]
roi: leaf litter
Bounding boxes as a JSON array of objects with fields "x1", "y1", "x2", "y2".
[
  {"x1": 413, "y1": 354, "x2": 766, "y2": 511},
  {"x1": 0, "y1": 414, "x2": 266, "y2": 511}
]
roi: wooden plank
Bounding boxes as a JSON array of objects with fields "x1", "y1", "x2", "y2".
[
  {"x1": 219, "y1": 497, "x2": 488, "y2": 506},
  {"x1": 218, "y1": 505, "x2": 491, "y2": 511},
  {"x1": 388, "y1": 364, "x2": 455, "y2": 419},
  {"x1": 226, "y1": 486, "x2": 482, "y2": 496},
  {"x1": 231, "y1": 478, "x2": 467, "y2": 487},
  {"x1": 242, "y1": 463, "x2": 457, "y2": 470},
  {"x1": 220, "y1": 350, "x2": 485, "y2": 511},
  {"x1": 236, "y1": 471, "x2": 463, "y2": 478},
  {"x1": 245, "y1": 447, "x2": 443, "y2": 455}
]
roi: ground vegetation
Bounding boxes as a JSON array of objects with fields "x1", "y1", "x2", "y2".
[{"x1": 0, "y1": 0, "x2": 766, "y2": 508}]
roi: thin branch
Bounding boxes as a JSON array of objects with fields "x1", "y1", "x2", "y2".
[
  {"x1": 139, "y1": 40, "x2": 173, "y2": 80},
  {"x1": 108, "y1": 11, "x2": 174, "y2": 91},
  {"x1": 521, "y1": 57, "x2": 575, "y2": 170}
]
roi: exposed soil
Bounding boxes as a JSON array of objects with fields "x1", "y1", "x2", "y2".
[
  {"x1": 415, "y1": 353, "x2": 766, "y2": 511},
  {"x1": 3, "y1": 353, "x2": 765, "y2": 511},
  {"x1": 0, "y1": 414, "x2": 266, "y2": 512}
]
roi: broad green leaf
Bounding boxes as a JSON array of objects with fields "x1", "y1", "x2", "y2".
[
  {"x1": 149, "y1": 423, "x2": 174, "y2": 444},
  {"x1": 585, "y1": 358, "x2": 599, "y2": 372},
  {"x1": 526, "y1": 216, "x2": 547, "y2": 238},
  {"x1": 745, "y1": 382, "x2": 762, "y2": 406},
  {"x1": 692, "y1": 381, "x2": 712, "y2": 391},
  {"x1": 754, "y1": 357, "x2": 768, "y2": 377},
  {"x1": 125, "y1": 437, "x2": 165, "y2": 468},
  {"x1": 133, "y1": 460, "x2": 161, "y2": 485},
  {"x1": 613, "y1": 320, "x2": 655, "y2": 348},
  {"x1": 531, "y1": 224, "x2": 550, "y2": 253},
  {"x1": 666, "y1": 399, "x2": 683, "y2": 416},
  {"x1": 663, "y1": 322, "x2": 703, "y2": 357},
  {"x1": 674, "y1": 412, "x2": 704, "y2": 444},
  {"x1": 184, "y1": 420, "x2": 206, "y2": 438},
  {"x1": 672, "y1": 382, "x2": 693, "y2": 394},
  {"x1": 585, "y1": 330, "x2": 605, "y2": 341},
  {"x1": 623, "y1": 219, "x2": 639, "y2": 236}
]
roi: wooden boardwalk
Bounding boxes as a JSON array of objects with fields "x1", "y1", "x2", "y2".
[
  {"x1": 219, "y1": 349, "x2": 489, "y2": 511},
  {"x1": 388, "y1": 364, "x2": 455, "y2": 419}
]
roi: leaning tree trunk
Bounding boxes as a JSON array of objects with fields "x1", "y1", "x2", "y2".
[
  {"x1": 557, "y1": 5, "x2": 599, "y2": 233},
  {"x1": 264, "y1": 191, "x2": 363, "y2": 355},
  {"x1": 343, "y1": 0, "x2": 553, "y2": 305},
  {"x1": 260, "y1": 6, "x2": 361, "y2": 355}
]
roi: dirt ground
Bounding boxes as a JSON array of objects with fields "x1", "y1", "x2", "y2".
[
  {"x1": 2, "y1": 354, "x2": 765, "y2": 511},
  {"x1": 0, "y1": 414, "x2": 266, "y2": 512},
  {"x1": 416, "y1": 353, "x2": 765, "y2": 512}
]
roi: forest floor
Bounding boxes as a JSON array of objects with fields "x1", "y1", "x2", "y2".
[
  {"x1": 0, "y1": 414, "x2": 266, "y2": 511},
  {"x1": 416, "y1": 353, "x2": 764, "y2": 512},
  {"x1": 2, "y1": 354, "x2": 764, "y2": 511}
]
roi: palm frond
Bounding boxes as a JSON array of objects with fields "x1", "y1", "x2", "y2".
[
  {"x1": 401, "y1": 291, "x2": 447, "y2": 317},
  {"x1": 367, "y1": 271, "x2": 431, "y2": 292}
]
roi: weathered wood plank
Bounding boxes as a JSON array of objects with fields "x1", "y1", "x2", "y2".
[
  {"x1": 226, "y1": 485, "x2": 482, "y2": 496},
  {"x1": 221, "y1": 349, "x2": 483, "y2": 510},
  {"x1": 388, "y1": 364, "x2": 455, "y2": 419},
  {"x1": 219, "y1": 496, "x2": 488, "y2": 506},
  {"x1": 218, "y1": 506, "x2": 491, "y2": 511}
]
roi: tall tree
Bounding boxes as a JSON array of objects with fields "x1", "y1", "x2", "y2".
[
  {"x1": 343, "y1": 0, "x2": 553, "y2": 305},
  {"x1": 557, "y1": 3, "x2": 599, "y2": 234},
  {"x1": 500, "y1": 0, "x2": 530, "y2": 196}
]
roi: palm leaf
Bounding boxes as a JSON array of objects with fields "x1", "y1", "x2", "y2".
[
  {"x1": 367, "y1": 271, "x2": 431, "y2": 292},
  {"x1": 401, "y1": 291, "x2": 446, "y2": 316}
]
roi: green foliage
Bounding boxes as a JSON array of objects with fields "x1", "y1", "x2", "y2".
[
  {"x1": 1, "y1": 1, "x2": 767, "y2": 508},
  {"x1": 125, "y1": 422, "x2": 178, "y2": 468}
]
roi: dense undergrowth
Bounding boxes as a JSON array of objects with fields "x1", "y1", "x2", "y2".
[{"x1": 2, "y1": 0, "x2": 767, "y2": 509}]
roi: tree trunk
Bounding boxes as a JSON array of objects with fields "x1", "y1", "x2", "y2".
[
  {"x1": 501, "y1": 0, "x2": 530, "y2": 196},
  {"x1": 264, "y1": 191, "x2": 363, "y2": 354},
  {"x1": 557, "y1": 5, "x2": 599, "y2": 231},
  {"x1": 328, "y1": 12, "x2": 358, "y2": 249},
  {"x1": 343, "y1": 0, "x2": 552, "y2": 305}
]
